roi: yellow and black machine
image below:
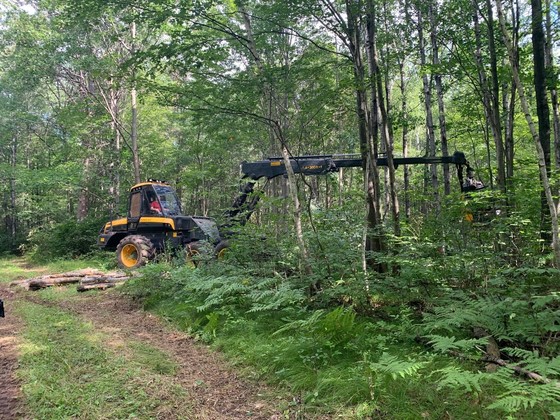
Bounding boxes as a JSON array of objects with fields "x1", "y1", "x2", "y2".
[
  {"x1": 98, "y1": 180, "x2": 225, "y2": 269},
  {"x1": 99, "y1": 152, "x2": 484, "y2": 268}
]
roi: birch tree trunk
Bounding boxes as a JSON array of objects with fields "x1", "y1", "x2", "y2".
[
  {"x1": 496, "y1": 0, "x2": 560, "y2": 267},
  {"x1": 417, "y1": 4, "x2": 438, "y2": 208},
  {"x1": 430, "y1": 2, "x2": 450, "y2": 195},
  {"x1": 399, "y1": 57, "x2": 411, "y2": 220},
  {"x1": 281, "y1": 145, "x2": 313, "y2": 277},
  {"x1": 77, "y1": 74, "x2": 94, "y2": 222},
  {"x1": 130, "y1": 22, "x2": 141, "y2": 184},
  {"x1": 9, "y1": 135, "x2": 17, "y2": 244},
  {"x1": 239, "y1": 2, "x2": 312, "y2": 275}
]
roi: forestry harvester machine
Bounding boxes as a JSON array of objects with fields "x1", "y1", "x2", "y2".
[{"x1": 98, "y1": 151, "x2": 483, "y2": 269}]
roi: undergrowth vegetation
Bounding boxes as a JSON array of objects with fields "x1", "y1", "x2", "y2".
[
  {"x1": 122, "y1": 196, "x2": 560, "y2": 418},
  {"x1": 24, "y1": 216, "x2": 107, "y2": 263}
]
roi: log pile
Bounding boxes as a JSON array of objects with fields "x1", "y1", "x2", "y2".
[{"x1": 10, "y1": 269, "x2": 131, "y2": 292}]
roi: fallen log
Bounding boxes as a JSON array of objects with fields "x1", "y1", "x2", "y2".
[
  {"x1": 80, "y1": 275, "x2": 129, "y2": 285},
  {"x1": 77, "y1": 275, "x2": 129, "y2": 292},
  {"x1": 473, "y1": 327, "x2": 501, "y2": 373},
  {"x1": 10, "y1": 269, "x2": 129, "y2": 291},
  {"x1": 77, "y1": 282, "x2": 124, "y2": 292},
  {"x1": 28, "y1": 276, "x2": 86, "y2": 291},
  {"x1": 418, "y1": 333, "x2": 560, "y2": 388}
]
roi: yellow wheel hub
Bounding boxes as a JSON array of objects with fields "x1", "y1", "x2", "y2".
[
  {"x1": 186, "y1": 249, "x2": 199, "y2": 268},
  {"x1": 121, "y1": 244, "x2": 140, "y2": 268}
]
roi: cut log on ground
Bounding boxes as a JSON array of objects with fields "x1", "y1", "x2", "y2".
[
  {"x1": 418, "y1": 333, "x2": 560, "y2": 388},
  {"x1": 77, "y1": 275, "x2": 129, "y2": 292},
  {"x1": 77, "y1": 282, "x2": 123, "y2": 292},
  {"x1": 9, "y1": 269, "x2": 131, "y2": 291}
]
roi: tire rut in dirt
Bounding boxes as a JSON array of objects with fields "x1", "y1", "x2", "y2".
[{"x1": 0, "y1": 286, "x2": 26, "y2": 420}]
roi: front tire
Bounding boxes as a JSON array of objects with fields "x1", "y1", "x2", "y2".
[
  {"x1": 185, "y1": 241, "x2": 213, "y2": 267},
  {"x1": 214, "y1": 240, "x2": 229, "y2": 260},
  {"x1": 116, "y1": 235, "x2": 155, "y2": 269}
]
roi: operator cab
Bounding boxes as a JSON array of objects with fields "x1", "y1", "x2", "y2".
[{"x1": 128, "y1": 182, "x2": 183, "y2": 218}]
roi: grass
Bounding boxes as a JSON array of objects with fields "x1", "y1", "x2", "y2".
[{"x1": 14, "y1": 300, "x2": 192, "y2": 419}]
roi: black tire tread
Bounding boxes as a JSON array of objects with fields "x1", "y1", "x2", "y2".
[{"x1": 116, "y1": 235, "x2": 156, "y2": 269}]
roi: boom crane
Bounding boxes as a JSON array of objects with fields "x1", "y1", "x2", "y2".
[{"x1": 225, "y1": 151, "x2": 484, "y2": 227}]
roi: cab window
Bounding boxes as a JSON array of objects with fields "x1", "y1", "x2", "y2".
[
  {"x1": 143, "y1": 187, "x2": 163, "y2": 216},
  {"x1": 153, "y1": 185, "x2": 182, "y2": 216},
  {"x1": 129, "y1": 192, "x2": 142, "y2": 218}
]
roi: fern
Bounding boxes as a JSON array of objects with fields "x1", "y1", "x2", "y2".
[
  {"x1": 434, "y1": 366, "x2": 489, "y2": 393},
  {"x1": 426, "y1": 334, "x2": 488, "y2": 354},
  {"x1": 196, "y1": 281, "x2": 250, "y2": 312},
  {"x1": 422, "y1": 292, "x2": 560, "y2": 347},
  {"x1": 247, "y1": 284, "x2": 305, "y2": 313},
  {"x1": 487, "y1": 370, "x2": 560, "y2": 413},
  {"x1": 367, "y1": 352, "x2": 425, "y2": 380},
  {"x1": 272, "y1": 310, "x2": 327, "y2": 337},
  {"x1": 272, "y1": 307, "x2": 357, "y2": 346},
  {"x1": 502, "y1": 347, "x2": 560, "y2": 379}
]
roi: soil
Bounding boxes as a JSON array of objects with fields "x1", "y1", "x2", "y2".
[
  {"x1": 0, "y1": 280, "x2": 284, "y2": 419},
  {"x1": 0, "y1": 286, "x2": 26, "y2": 420}
]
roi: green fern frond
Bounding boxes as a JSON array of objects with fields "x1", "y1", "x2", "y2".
[
  {"x1": 368, "y1": 352, "x2": 425, "y2": 380},
  {"x1": 435, "y1": 366, "x2": 488, "y2": 393},
  {"x1": 272, "y1": 310, "x2": 326, "y2": 336},
  {"x1": 247, "y1": 287, "x2": 305, "y2": 313},
  {"x1": 488, "y1": 380, "x2": 560, "y2": 413},
  {"x1": 272, "y1": 307, "x2": 357, "y2": 345},
  {"x1": 503, "y1": 347, "x2": 560, "y2": 379},
  {"x1": 426, "y1": 334, "x2": 488, "y2": 354}
]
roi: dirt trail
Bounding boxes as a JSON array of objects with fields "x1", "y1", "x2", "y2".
[
  {"x1": 56, "y1": 291, "x2": 281, "y2": 419},
  {"x1": 1, "y1": 282, "x2": 283, "y2": 419},
  {"x1": 0, "y1": 286, "x2": 26, "y2": 420}
]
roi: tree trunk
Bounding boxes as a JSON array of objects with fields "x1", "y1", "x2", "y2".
[
  {"x1": 531, "y1": 0, "x2": 552, "y2": 242},
  {"x1": 344, "y1": 0, "x2": 385, "y2": 272},
  {"x1": 131, "y1": 22, "x2": 141, "y2": 184},
  {"x1": 281, "y1": 145, "x2": 313, "y2": 278},
  {"x1": 472, "y1": 0, "x2": 506, "y2": 193},
  {"x1": 109, "y1": 82, "x2": 122, "y2": 212},
  {"x1": 417, "y1": 4, "x2": 438, "y2": 208},
  {"x1": 430, "y1": 2, "x2": 450, "y2": 195},
  {"x1": 504, "y1": 81, "x2": 516, "y2": 184},
  {"x1": 77, "y1": 73, "x2": 94, "y2": 222},
  {"x1": 496, "y1": 0, "x2": 560, "y2": 267},
  {"x1": 485, "y1": 0, "x2": 506, "y2": 193},
  {"x1": 399, "y1": 58, "x2": 411, "y2": 220},
  {"x1": 9, "y1": 135, "x2": 17, "y2": 245},
  {"x1": 544, "y1": 0, "x2": 559, "y2": 169},
  {"x1": 367, "y1": 0, "x2": 400, "y2": 237}
]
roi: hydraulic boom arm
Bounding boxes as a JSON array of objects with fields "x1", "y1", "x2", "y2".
[
  {"x1": 224, "y1": 151, "x2": 482, "y2": 228},
  {"x1": 240, "y1": 151, "x2": 470, "y2": 181}
]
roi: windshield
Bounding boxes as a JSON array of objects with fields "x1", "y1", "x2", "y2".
[{"x1": 153, "y1": 185, "x2": 182, "y2": 216}]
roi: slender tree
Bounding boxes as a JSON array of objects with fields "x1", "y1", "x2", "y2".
[{"x1": 496, "y1": 0, "x2": 560, "y2": 267}]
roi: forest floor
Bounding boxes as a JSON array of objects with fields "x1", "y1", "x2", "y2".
[{"x1": 0, "y1": 259, "x2": 284, "y2": 419}]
